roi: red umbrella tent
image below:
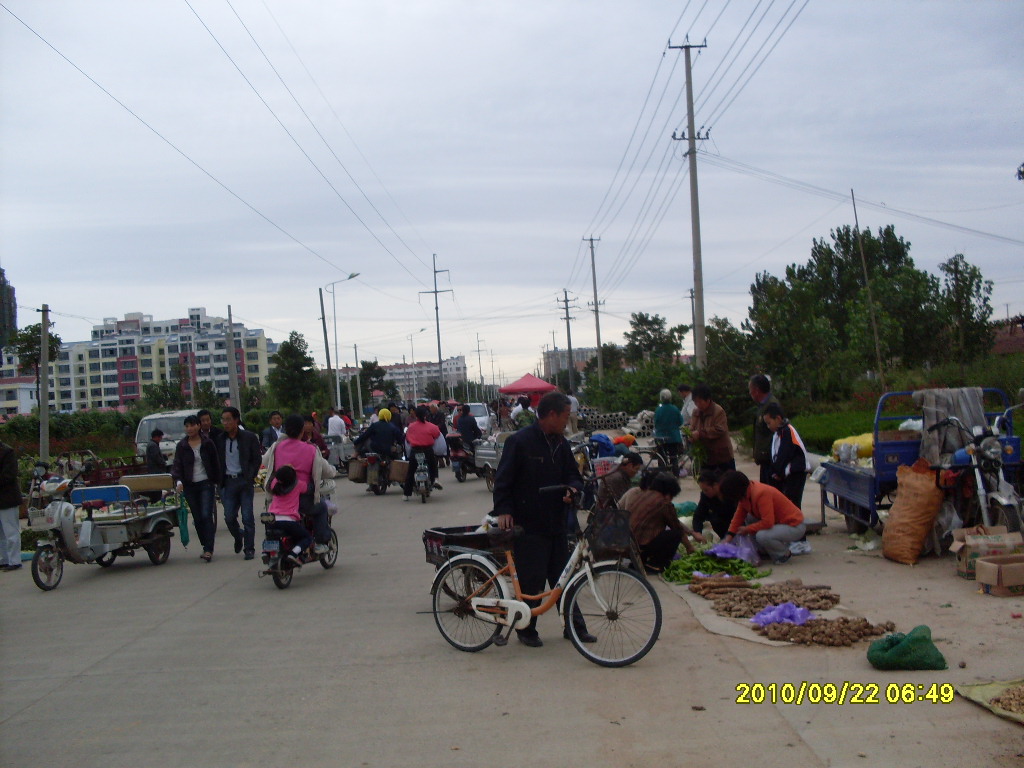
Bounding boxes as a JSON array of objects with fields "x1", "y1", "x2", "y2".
[{"x1": 499, "y1": 373, "x2": 558, "y2": 396}]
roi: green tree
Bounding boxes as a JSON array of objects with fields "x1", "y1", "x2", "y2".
[
  {"x1": 140, "y1": 379, "x2": 187, "y2": 411},
  {"x1": 582, "y1": 343, "x2": 625, "y2": 381},
  {"x1": 266, "y1": 332, "x2": 321, "y2": 411},
  {"x1": 423, "y1": 380, "x2": 443, "y2": 401},
  {"x1": 939, "y1": 253, "x2": 994, "y2": 366},
  {"x1": 192, "y1": 381, "x2": 223, "y2": 410},
  {"x1": 623, "y1": 313, "x2": 688, "y2": 364},
  {"x1": 7, "y1": 322, "x2": 63, "y2": 409}
]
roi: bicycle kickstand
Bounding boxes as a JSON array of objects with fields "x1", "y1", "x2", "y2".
[{"x1": 493, "y1": 623, "x2": 515, "y2": 646}]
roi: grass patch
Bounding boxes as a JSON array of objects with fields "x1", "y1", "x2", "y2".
[{"x1": 791, "y1": 410, "x2": 876, "y2": 454}]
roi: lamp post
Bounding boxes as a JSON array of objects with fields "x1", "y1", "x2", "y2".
[
  {"x1": 324, "y1": 273, "x2": 360, "y2": 410},
  {"x1": 407, "y1": 327, "x2": 427, "y2": 401}
]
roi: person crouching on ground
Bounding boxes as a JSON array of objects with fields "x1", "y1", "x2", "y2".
[
  {"x1": 623, "y1": 471, "x2": 700, "y2": 573},
  {"x1": 595, "y1": 452, "x2": 642, "y2": 511},
  {"x1": 718, "y1": 470, "x2": 805, "y2": 565}
]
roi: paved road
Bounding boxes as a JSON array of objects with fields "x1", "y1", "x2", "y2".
[{"x1": 2, "y1": 463, "x2": 1021, "y2": 767}]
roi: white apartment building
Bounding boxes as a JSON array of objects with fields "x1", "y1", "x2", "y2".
[{"x1": 0, "y1": 308, "x2": 277, "y2": 412}]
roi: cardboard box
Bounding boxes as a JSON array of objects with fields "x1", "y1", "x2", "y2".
[
  {"x1": 975, "y1": 554, "x2": 1024, "y2": 597},
  {"x1": 950, "y1": 526, "x2": 1024, "y2": 579}
]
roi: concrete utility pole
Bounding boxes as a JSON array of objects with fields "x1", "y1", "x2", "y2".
[
  {"x1": 851, "y1": 190, "x2": 887, "y2": 391},
  {"x1": 227, "y1": 305, "x2": 240, "y2": 409},
  {"x1": 353, "y1": 343, "x2": 363, "y2": 419},
  {"x1": 558, "y1": 290, "x2": 578, "y2": 393},
  {"x1": 419, "y1": 254, "x2": 452, "y2": 400},
  {"x1": 669, "y1": 38, "x2": 708, "y2": 369},
  {"x1": 38, "y1": 304, "x2": 50, "y2": 462},
  {"x1": 475, "y1": 333, "x2": 486, "y2": 402},
  {"x1": 317, "y1": 290, "x2": 332, "y2": 406},
  {"x1": 584, "y1": 236, "x2": 604, "y2": 384}
]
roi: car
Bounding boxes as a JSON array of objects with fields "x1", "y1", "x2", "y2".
[{"x1": 464, "y1": 402, "x2": 497, "y2": 434}]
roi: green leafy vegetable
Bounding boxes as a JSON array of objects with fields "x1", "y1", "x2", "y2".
[{"x1": 662, "y1": 549, "x2": 771, "y2": 584}]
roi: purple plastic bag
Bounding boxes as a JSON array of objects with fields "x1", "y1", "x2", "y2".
[
  {"x1": 750, "y1": 602, "x2": 814, "y2": 627},
  {"x1": 707, "y1": 534, "x2": 761, "y2": 565}
]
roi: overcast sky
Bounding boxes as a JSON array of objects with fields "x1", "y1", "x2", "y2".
[{"x1": 2, "y1": 0, "x2": 1021, "y2": 386}]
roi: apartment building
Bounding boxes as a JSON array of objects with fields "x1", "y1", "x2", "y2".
[{"x1": 0, "y1": 308, "x2": 277, "y2": 412}]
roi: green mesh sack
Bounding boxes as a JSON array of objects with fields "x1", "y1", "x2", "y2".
[{"x1": 867, "y1": 625, "x2": 947, "y2": 671}]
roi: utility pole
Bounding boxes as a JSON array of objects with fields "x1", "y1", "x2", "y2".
[
  {"x1": 851, "y1": 189, "x2": 887, "y2": 391},
  {"x1": 475, "y1": 333, "x2": 486, "y2": 403},
  {"x1": 584, "y1": 236, "x2": 604, "y2": 384},
  {"x1": 670, "y1": 38, "x2": 708, "y2": 369},
  {"x1": 419, "y1": 254, "x2": 452, "y2": 400},
  {"x1": 38, "y1": 304, "x2": 50, "y2": 462},
  {"x1": 353, "y1": 343, "x2": 363, "y2": 419},
  {"x1": 489, "y1": 351, "x2": 496, "y2": 402},
  {"x1": 227, "y1": 305, "x2": 241, "y2": 409},
  {"x1": 558, "y1": 290, "x2": 578, "y2": 393}
]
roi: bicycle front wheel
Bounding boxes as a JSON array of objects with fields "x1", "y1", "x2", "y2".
[
  {"x1": 432, "y1": 560, "x2": 503, "y2": 652},
  {"x1": 564, "y1": 563, "x2": 661, "y2": 667}
]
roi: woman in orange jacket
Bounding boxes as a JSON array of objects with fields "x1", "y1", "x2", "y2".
[{"x1": 718, "y1": 470, "x2": 805, "y2": 564}]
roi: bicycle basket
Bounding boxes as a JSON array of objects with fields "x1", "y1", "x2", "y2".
[{"x1": 587, "y1": 507, "x2": 632, "y2": 559}]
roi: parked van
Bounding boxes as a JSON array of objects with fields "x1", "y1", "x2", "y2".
[{"x1": 135, "y1": 409, "x2": 197, "y2": 459}]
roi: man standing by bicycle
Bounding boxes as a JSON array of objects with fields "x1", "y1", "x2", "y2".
[{"x1": 494, "y1": 391, "x2": 594, "y2": 648}]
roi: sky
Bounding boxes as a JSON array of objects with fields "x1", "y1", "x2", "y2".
[{"x1": 2, "y1": 0, "x2": 1022, "y2": 387}]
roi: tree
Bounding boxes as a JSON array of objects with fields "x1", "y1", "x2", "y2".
[
  {"x1": 622, "y1": 313, "x2": 689, "y2": 364},
  {"x1": 266, "y1": 332, "x2": 321, "y2": 412},
  {"x1": 192, "y1": 381, "x2": 223, "y2": 410},
  {"x1": 582, "y1": 343, "x2": 625, "y2": 380},
  {"x1": 140, "y1": 374, "x2": 187, "y2": 411},
  {"x1": 939, "y1": 253, "x2": 994, "y2": 366},
  {"x1": 7, "y1": 322, "x2": 63, "y2": 408},
  {"x1": 423, "y1": 380, "x2": 443, "y2": 401}
]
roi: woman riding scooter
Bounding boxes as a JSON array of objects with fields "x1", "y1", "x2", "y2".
[{"x1": 403, "y1": 405, "x2": 442, "y2": 501}]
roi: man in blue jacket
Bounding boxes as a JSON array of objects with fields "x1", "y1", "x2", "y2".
[{"x1": 494, "y1": 392, "x2": 593, "y2": 647}]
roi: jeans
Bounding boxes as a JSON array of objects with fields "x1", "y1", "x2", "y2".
[
  {"x1": 0, "y1": 505, "x2": 20, "y2": 567},
  {"x1": 183, "y1": 480, "x2": 216, "y2": 553},
  {"x1": 221, "y1": 476, "x2": 255, "y2": 553}
]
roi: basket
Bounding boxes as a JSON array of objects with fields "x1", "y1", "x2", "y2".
[
  {"x1": 593, "y1": 457, "x2": 619, "y2": 477},
  {"x1": 390, "y1": 460, "x2": 409, "y2": 485},
  {"x1": 422, "y1": 525, "x2": 515, "y2": 566},
  {"x1": 348, "y1": 458, "x2": 367, "y2": 483}
]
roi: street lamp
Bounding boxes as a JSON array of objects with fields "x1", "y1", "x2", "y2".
[
  {"x1": 324, "y1": 272, "x2": 360, "y2": 411},
  {"x1": 407, "y1": 327, "x2": 427, "y2": 401}
]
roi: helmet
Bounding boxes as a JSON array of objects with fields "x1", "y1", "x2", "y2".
[{"x1": 378, "y1": 408, "x2": 392, "y2": 422}]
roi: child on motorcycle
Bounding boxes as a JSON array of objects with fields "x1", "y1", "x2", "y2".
[{"x1": 267, "y1": 465, "x2": 313, "y2": 566}]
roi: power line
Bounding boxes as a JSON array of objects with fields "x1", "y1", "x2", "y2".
[
  {"x1": 184, "y1": 0, "x2": 425, "y2": 284},
  {"x1": 1, "y1": 3, "x2": 358, "y2": 279}
]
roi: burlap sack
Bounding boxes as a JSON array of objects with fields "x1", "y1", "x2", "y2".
[{"x1": 882, "y1": 461, "x2": 944, "y2": 565}]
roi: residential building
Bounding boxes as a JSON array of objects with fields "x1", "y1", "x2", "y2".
[
  {"x1": 0, "y1": 268, "x2": 14, "y2": 348},
  {"x1": 543, "y1": 346, "x2": 598, "y2": 379},
  {"x1": 0, "y1": 308, "x2": 277, "y2": 412},
  {"x1": 336, "y1": 355, "x2": 469, "y2": 401}
]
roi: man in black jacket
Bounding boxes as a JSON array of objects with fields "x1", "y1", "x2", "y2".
[
  {"x1": 215, "y1": 407, "x2": 263, "y2": 560},
  {"x1": 494, "y1": 392, "x2": 593, "y2": 647},
  {"x1": 0, "y1": 441, "x2": 23, "y2": 571}
]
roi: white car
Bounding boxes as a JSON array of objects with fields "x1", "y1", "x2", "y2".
[{"x1": 465, "y1": 402, "x2": 497, "y2": 434}]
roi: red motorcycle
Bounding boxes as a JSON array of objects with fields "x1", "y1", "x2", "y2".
[
  {"x1": 446, "y1": 432, "x2": 485, "y2": 483},
  {"x1": 259, "y1": 511, "x2": 339, "y2": 589}
]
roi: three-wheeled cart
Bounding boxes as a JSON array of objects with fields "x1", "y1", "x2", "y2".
[{"x1": 818, "y1": 389, "x2": 1020, "y2": 533}]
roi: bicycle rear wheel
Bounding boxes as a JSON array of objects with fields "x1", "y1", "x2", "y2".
[
  {"x1": 432, "y1": 560, "x2": 503, "y2": 652},
  {"x1": 564, "y1": 563, "x2": 661, "y2": 667}
]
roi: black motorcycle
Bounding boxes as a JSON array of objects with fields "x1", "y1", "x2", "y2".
[{"x1": 259, "y1": 510, "x2": 339, "y2": 589}]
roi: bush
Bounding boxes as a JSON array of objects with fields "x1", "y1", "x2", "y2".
[{"x1": 790, "y1": 410, "x2": 876, "y2": 453}]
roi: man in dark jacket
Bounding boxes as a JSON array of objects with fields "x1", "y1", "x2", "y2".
[
  {"x1": 215, "y1": 407, "x2": 263, "y2": 560},
  {"x1": 0, "y1": 441, "x2": 23, "y2": 571},
  {"x1": 261, "y1": 410, "x2": 283, "y2": 451},
  {"x1": 145, "y1": 429, "x2": 168, "y2": 473},
  {"x1": 494, "y1": 391, "x2": 593, "y2": 647}
]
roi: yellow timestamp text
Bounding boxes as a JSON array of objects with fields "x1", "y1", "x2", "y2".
[{"x1": 735, "y1": 682, "x2": 955, "y2": 705}]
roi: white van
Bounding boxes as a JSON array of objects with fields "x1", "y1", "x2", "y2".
[{"x1": 135, "y1": 409, "x2": 198, "y2": 459}]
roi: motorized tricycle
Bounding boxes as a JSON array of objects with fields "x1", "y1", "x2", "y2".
[{"x1": 28, "y1": 464, "x2": 183, "y2": 591}]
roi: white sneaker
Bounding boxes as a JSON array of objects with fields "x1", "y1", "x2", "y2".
[
  {"x1": 789, "y1": 541, "x2": 812, "y2": 555},
  {"x1": 314, "y1": 543, "x2": 329, "y2": 554}
]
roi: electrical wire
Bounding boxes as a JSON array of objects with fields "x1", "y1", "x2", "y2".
[
  {"x1": 184, "y1": 1, "x2": 425, "y2": 284},
  {"x1": 0, "y1": 3, "x2": 356, "y2": 278}
]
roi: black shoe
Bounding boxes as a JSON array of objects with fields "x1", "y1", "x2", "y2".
[
  {"x1": 3, "y1": 564, "x2": 22, "y2": 572},
  {"x1": 244, "y1": 551, "x2": 255, "y2": 561},
  {"x1": 564, "y1": 627, "x2": 598, "y2": 644},
  {"x1": 233, "y1": 533, "x2": 243, "y2": 554},
  {"x1": 516, "y1": 631, "x2": 543, "y2": 648},
  {"x1": 285, "y1": 552, "x2": 305, "y2": 567},
  {"x1": 433, "y1": 482, "x2": 443, "y2": 491}
]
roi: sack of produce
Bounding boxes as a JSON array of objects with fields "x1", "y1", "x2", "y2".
[
  {"x1": 867, "y1": 625, "x2": 947, "y2": 670},
  {"x1": 882, "y1": 461, "x2": 943, "y2": 565}
]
